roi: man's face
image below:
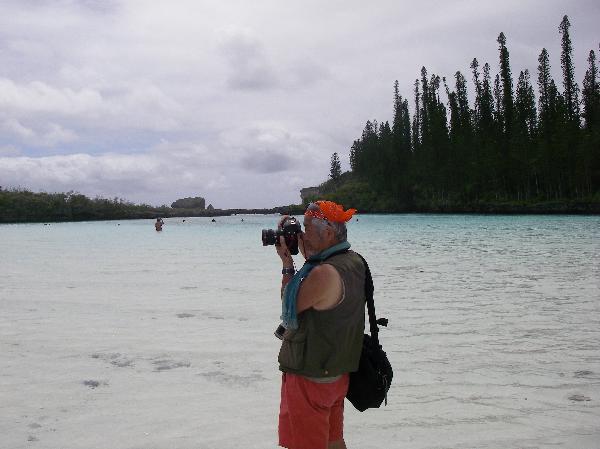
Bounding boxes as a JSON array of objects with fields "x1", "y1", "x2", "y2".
[{"x1": 301, "y1": 215, "x2": 332, "y2": 257}]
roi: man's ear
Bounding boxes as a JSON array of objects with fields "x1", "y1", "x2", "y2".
[{"x1": 326, "y1": 225, "x2": 336, "y2": 243}]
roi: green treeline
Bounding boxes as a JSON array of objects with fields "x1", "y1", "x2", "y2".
[
  {"x1": 0, "y1": 187, "x2": 306, "y2": 223},
  {"x1": 0, "y1": 188, "x2": 171, "y2": 223},
  {"x1": 330, "y1": 16, "x2": 600, "y2": 212}
]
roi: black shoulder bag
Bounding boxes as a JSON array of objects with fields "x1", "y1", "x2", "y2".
[{"x1": 346, "y1": 254, "x2": 393, "y2": 412}]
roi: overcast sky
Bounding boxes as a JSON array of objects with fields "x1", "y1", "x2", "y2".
[{"x1": 0, "y1": 0, "x2": 598, "y2": 208}]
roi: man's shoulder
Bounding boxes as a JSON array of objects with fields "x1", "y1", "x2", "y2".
[
  {"x1": 306, "y1": 263, "x2": 340, "y2": 283},
  {"x1": 304, "y1": 263, "x2": 342, "y2": 291},
  {"x1": 306, "y1": 263, "x2": 343, "y2": 310},
  {"x1": 324, "y1": 249, "x2": 364, "y2": 269}
]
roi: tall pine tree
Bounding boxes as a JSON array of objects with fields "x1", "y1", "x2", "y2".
[
  {"x1": 497, "y1": 32, "x2": 515, "y2": 195},
  {"x1": 392, "y1": 80, "x2": 412, "y2": 201},
  {"x1": 559, "y1": 15, "x2": 580, "y2": 126},
  {"x1": 514, "y1": 69, "x2": 537, "y2": 198},
  {"x1": 559, "y1": 15, "x2": 583, "y2": 196},
  {"x1": 537, "y1": 48, "x2": 565, "y2": 198},
  {"x1": 582, "y1": 49, "x2": 600, "y2": 193},
  {"x1": 329, "y1": 152, "x2": 342, "y2": 181}
]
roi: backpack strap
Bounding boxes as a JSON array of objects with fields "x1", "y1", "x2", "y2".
[{"x1": 355, "y1": 253, "x2": 386, "y2": 346}]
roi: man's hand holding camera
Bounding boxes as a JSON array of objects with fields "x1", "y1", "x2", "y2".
[
  {"x1": 276, "y1": 215, "x2": 294, "y2": 268},
  {"x1": 275, "y1": 215, "x2": 306, "y2": 270}
]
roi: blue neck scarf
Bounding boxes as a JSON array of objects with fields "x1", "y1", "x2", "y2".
[{"x1": 281, "y1": 241, "x2": 351, "y2": 330}]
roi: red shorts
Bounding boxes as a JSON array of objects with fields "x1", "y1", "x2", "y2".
[{"x1": 278, "y1": 372, "x2": 349, "y2": 449}]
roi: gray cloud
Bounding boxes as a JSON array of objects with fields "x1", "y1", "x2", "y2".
[
  {"x1": 241, "y1": 149, "x2": 295, "y2": 173},
  {"x1": 219, "y1": 121, "x2": 321, "y2": 174},
  {"x1": 286, "y1": 60, "x2": 330, "y2": 89},
  {"x1": 219, "y1": 29, "x2": 279, "y2": 90}
]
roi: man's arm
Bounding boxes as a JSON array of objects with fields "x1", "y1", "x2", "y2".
[
  {"x1": 280, "y1": 268, "x2": 294, "y2": 297},
  {"x1": 296, "y1": 264, "x2": 343, "y2": 312}
]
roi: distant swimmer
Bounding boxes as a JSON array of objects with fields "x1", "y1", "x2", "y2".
[
  {"x1": 155, "y1": 217, "x2": 164, "y2": 231},
  {"x1": 211, "y1": 218, "x2": 216, "y2": 222}
]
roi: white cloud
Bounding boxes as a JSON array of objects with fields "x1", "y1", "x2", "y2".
[
  {"x1": 1, "y1": 118, "x2": 36, "y2": 140},
  {"x1": 0, "y1": 77, "x2": 183, "y2": 132},
  {"x1": 105, "y1": 80, "x2": 183, "y2": 131},
  {"x1": 0, "y1": 119, "x2": 77, "y2": 147},
  {"x1": 0, "y1": 78, "x2": 103, "y2": 115},
  {"x1": 44, "y1": 123, "x2": 77, "y2": 146}
]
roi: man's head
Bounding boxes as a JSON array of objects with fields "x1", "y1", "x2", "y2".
[{"x1": 301, "y1": 201, "x2": 356, "y2": 257}]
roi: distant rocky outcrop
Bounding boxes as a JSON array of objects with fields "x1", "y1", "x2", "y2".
[
  {"x1": 171, "y1": 196, "x2": 206, "y2": 209},
  {"x1": 300, "y1": 186, "x2": 320, "y2": 204}
]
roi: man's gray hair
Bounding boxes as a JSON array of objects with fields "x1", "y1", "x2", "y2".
[{"x1": 306, "y1": 202, "x2": 348, "y2": 242}]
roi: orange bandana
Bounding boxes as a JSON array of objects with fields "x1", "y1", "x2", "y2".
[{"x1": 305, "y1": 201, "x2": 357, "y2": 223}]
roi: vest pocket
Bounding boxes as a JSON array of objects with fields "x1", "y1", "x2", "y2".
[{"x1": 278, "y1": 328, "x2": 307, "y2": 371}]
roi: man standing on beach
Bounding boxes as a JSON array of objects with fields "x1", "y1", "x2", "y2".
[{"x1": 275, "y1": 201, "x2": 365, "y2": 449}]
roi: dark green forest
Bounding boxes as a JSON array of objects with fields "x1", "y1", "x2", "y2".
[
  {"x1": 0, "y1": 188, "x2": 172, "y2": 223},
  {"x1": 322, "y1": 16, "x2": 600, "y2": 213}
]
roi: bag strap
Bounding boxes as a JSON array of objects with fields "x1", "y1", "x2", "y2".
[{"x1": 356, "y1": 253, "x2": 386, "y2": 346}]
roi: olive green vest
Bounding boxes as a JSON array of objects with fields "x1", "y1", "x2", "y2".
[{"x1": 278, "y1": 250, "x2": 365, "y2": 377}]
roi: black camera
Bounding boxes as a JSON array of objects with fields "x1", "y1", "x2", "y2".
[
  {"x1": 262, "y1": 216, "x2": 302, "y2": 255},
  {"x1": 274, "y1": 324, "x2": 286, "y2": 340}
]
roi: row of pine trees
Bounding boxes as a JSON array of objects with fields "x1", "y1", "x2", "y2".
[{"x1": 347, "y1": 16, "x2": 599, "y2": 207}]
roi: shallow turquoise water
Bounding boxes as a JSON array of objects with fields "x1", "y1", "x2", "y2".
[{"x1": 1, "y1": 214, "x2": 599, "y2": 449}]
